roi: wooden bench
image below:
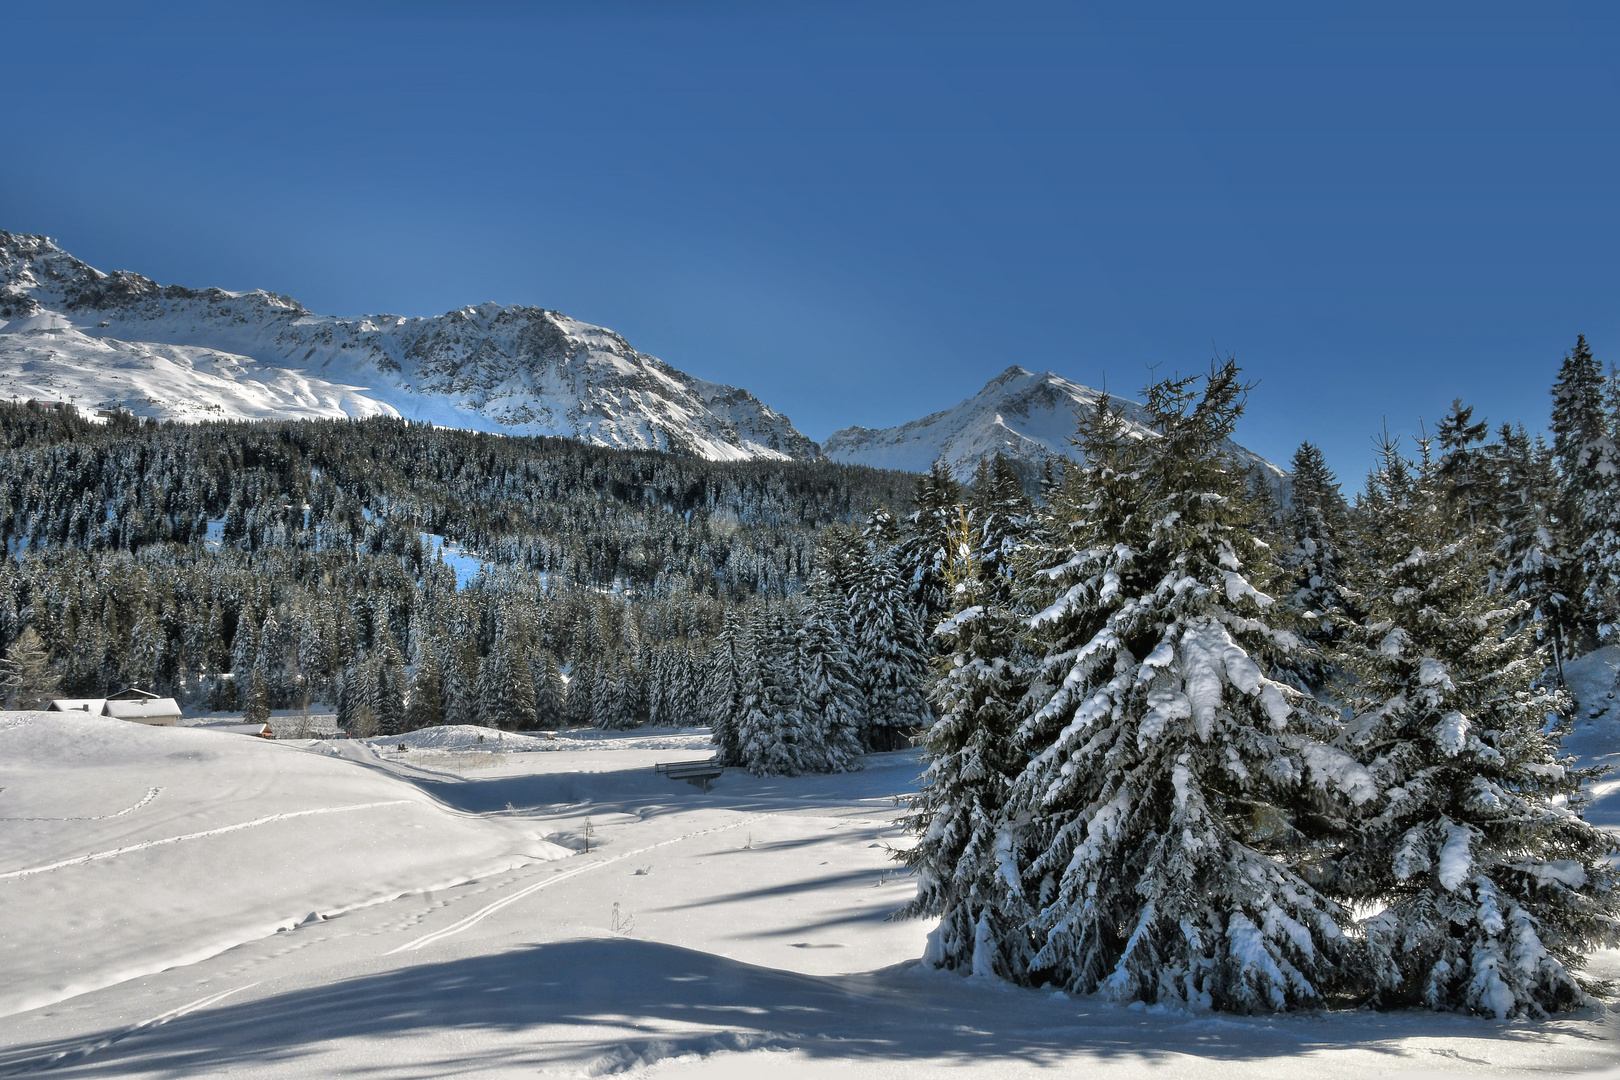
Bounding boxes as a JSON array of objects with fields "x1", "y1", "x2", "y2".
[{"x1": 655, "y1": 757, "x2": 725, "y2": 792}]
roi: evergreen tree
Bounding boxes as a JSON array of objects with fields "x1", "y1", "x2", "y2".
[
  {"x1": 1281, "y1": 441, "x2": 1353, "y2": 691},
  {"x1": 704, "y1": 612, "x2": 749, "y2": 764},
  {"x1": 733, "y1": 603, "x2": 813, "y2": 775},
  {"x1": 563, "y1": 657, "x2": 595, "y2": 728},
  {"x1": 533, "y1": 649, "x2": 565, "y2": 729},
  {"x1": 796, "y1": 593, "x2": 866, "y2": 772},
  {"x1": 1007, "y1": 365, "x2": 1360, "y2": 1012},
  {"x1": 0, "y1": 626, "x2": 60, "y2": 709},
  {"x1": 442, "y1": 638, "x2": 480, "y2": 726},
  {"x1": 899, "y1": 474, "x2": 1035, "y2": 978},
  {"x1": 1436, "y1": 400, "x2": 1495, "y2": 533},
  {"x1": 966, "y1": 452, "x2": 1034, "y2": 598},
  {"x1": 374, "y1": 640, "x2": 407, "y2": 736},
  {"x1": 1338, "y1": 436, "x2": 1620, "y2": 1017},
  {"x1": 243, "y1": 668, "x2": 271, "y2": 725},
  {"x1": 478, "y1": 637, "x2": 536, "y2": 731},
  {"x1": 846, "y1": 531, "x2": 933, "y2": 751},
  {"x1": 1494, "y1": 425, "x2": 1571, "y2": 682},
  {"x1": 405, "y1": 644, "x2": 444, "y2": 731},
  {"x1": 898, "y1": 458, "x2": 964, "y2": 628},
  {"x1": 1549, "y1": 334, "x2": 1612, "y2": 643},
  {"x1": 592, "y1": 654, "x2": 635, "y2": 729}
]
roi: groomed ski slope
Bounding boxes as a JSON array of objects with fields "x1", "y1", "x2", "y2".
[{"x1": 0, "y1": 705, "x2": 1617, "y2": 1078}]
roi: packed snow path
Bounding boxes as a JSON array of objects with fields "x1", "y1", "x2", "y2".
[{"x1": 1, "y1": 712, "x2": 1617, "y2": 1078}]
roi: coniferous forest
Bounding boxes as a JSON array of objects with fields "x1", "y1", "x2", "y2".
[
  {"x1": 2, "y1": 339, "x2": 1619, "y2": 1018},
  {"x1": 898, "y1": 340, "x2": 1620, "y2": 1019}
]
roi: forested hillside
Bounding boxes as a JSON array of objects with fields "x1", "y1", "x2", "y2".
[{"x1": 0, "y1": 406, "x2": 921, "y2": 737}]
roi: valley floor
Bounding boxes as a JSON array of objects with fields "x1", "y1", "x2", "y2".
[{"x1": 1, "y1": 710, "x2": 1618, "y2": 1078}]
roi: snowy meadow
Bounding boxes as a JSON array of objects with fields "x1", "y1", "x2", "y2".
[{"x1": 1, "y1": 708, "x2": 1616, "y2": 1078}]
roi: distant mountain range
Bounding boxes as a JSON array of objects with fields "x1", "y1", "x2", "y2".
[
  {"x1": 0, "y1": 233, "x2": 814, "y2": 461},
  {"x1": 0, "y1": 231, "x2": 1282, "y2": 481},
  {"x1": 823, "y1": 365, "x2": 1287, "y2": 486}
]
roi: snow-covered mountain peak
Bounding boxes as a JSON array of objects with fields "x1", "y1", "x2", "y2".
[
  {"x1": 0, "y1": 231, "x2": 817, "y2": 461},
  {"x1": 822, "y1": 366, "x2": 1284, "y2": 485}
]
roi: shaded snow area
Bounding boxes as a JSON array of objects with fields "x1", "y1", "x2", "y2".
[
  {"x1": 1562, "y1": 646, "x2": 1620, "y2": 833},
  {"x1": 3, "y1": 714, "x2": 1619, "y2": 1077}
]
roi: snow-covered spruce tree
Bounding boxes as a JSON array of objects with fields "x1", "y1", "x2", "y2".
[
  {"x1": 1549, "y1": 334, "x2": 1614, "y2": 643},
  {"x1": 704, "y1": 611, "x2": 748, "y2": 765},
  {"x1": 477, "y1": 636, "x2": 535, "y2": 731},
  {"x1": 593, "y1": 653, "x2": 636, "y2": 729},
  {"x1": 898, "y1": 491, "x2": 1037, "y2": 978},
  {"x1": 404, "y1": 644, "x2": 444, "y2": 731},
  {"x1": 1493, "y1": 425, "x2": 1571, "y2": 682},
  {"x1": 532, "y1": 649, "x2": 565, "y2": 729},
  {"x1": 1436, "y1": 400, "x2": 1496, "y2": 534},
  {"x1": 733, "y1": 602, "x2": 811, "y2": 776},
  {"x1": 244, "y1": 668, "x2": 271, "y2": 725},
  {"x1": 1337, "y1": 436, "x2": 1620, "y2": 1017},
  {"x1": 373, "y1": 640, "x2": 407, "y2": 736},
  {"x1": 1280, "y1": 442, "x2": 1354, "y2": 692},
  {"x1": 796, "y1": 588, "x2": 866, "y2": 773},
  {"x1": 897, "y1": 458, "x2": 964, "y2": 629},
  {"x1": 1010, "y1": 365, "x2": 1363, "y2": 1012},
  {"x1": 442, "y1": 638, "x2": 480, "y2": 726},
  {"x1": 845, "y1": 517, "x2": 934, "y2": 751}
]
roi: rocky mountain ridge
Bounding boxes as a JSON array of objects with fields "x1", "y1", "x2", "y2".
[
  {"x1": 0, "y1": 232, "x2": 816, "y2": 461},
  {"x1": 823, "y1": 365, "x2": 1287, "y2": 485},
  {"x1": 1, "y1": 232, "x2": 1284, "y2": 482}
]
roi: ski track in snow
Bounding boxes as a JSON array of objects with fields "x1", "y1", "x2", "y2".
[
  {"x1": 0, "y1": 983, "x2": 259, "y2": 1078},
  {"x1": 0, "y1": 786, "x2": 161, "y2": 822},
  {"x1": 389, "y1": 812, "x2": 773, "y2": 954},
  {"x1": 0, "y1": 800, "x2": 412, "y2": 880}
]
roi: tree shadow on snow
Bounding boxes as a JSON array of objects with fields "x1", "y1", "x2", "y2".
[
  {"x1": 0, "y1": 939, "x2": 1598, "y2": 1078},
  {"x1": 353, "y1": 748, "x2": 927, "y2": 825}
]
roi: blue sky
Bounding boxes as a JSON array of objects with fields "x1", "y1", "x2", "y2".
[{"x1": 3, "y1": 1, "x2": 1617, "y2": 486}]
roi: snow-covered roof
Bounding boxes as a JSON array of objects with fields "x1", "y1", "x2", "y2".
[
  {"x1": 202, "y1": 722, "x2": 274, "y2": 737},
  {"x1": 102, "y1": 698, "x2": 182, "y2": 724},
  {"x1": 47, "y1": 698, "x2": 108, "y2": 714},
  {"x1": 107, "y1": 687, "x2": 162, "y2": 701}
]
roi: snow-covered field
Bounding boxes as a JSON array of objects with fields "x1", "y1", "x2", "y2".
[{"x1": 2, "y1": 707, "x2": 1618, "y2": 1078}]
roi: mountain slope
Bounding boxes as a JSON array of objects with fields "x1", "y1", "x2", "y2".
[
  {"x1": 822, "y1": 365, "x2": 1286, "y2": 484},
  {"x1": 0, "y1": 232, "x2": 816, "y2": 461}
]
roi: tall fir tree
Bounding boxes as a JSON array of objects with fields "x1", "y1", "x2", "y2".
[
  {"x1": 1006, "y1": 366, "x2": 1362, "y2": 1012},
  {"x1": 899, "y1": 487, "x2": 1035, "y2": 978},
  {"x1": 898, "y1": 458, "x2": 964, "y2": 629},
  {"x1": 845, "y1": 527, "x2": 934, "y2": 751},
  {"x1": 1494, "y1": 424, "x2": 1571, "y2": 683},
  {"x1": 533, "y1": 649, "x2": 565, "y2": 729},
  {"x1": 796, "y1": 594, "x2": 866, "y2": 773},
  {"x1": 1549, "y1": 334, "x2": 1613, "y2": 643},
  {"x1": 1338, "y1": 436, "x2": 1620, "y2": 1017},
  {"x1": 243, "y1": 667, "x2": 271, "y2": 725},
  {"x1": 477, "y1": 637, "x2": 536, "y2": 731},
  {"x1": 704, "y1": 611, "x2": 749, "y2": 764},
  {"x1": 1281, "y1": 441, "x2": 1353, "y2": 691},
  {"x1": 1435, "y1": 400, "x2": 1495, "y2": 534},
  {"x1": 563, "y1": 656, "x2": 596, "y2": 728},
  {"x1": 404, "y1": 643, "x2": 444, "y2": 731}
]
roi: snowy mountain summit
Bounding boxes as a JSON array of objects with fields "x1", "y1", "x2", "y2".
[
  {"x1": 0, "y1": 232, "x2": 817, "y2": 461},
  {"x1": 823, "y1": 365, "x2": 1286, "y2": 484}
]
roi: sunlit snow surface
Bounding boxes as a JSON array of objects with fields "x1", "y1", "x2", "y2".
[{"x1": 1, "y1": 712, "x2": 1617, "y2": 1078}]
